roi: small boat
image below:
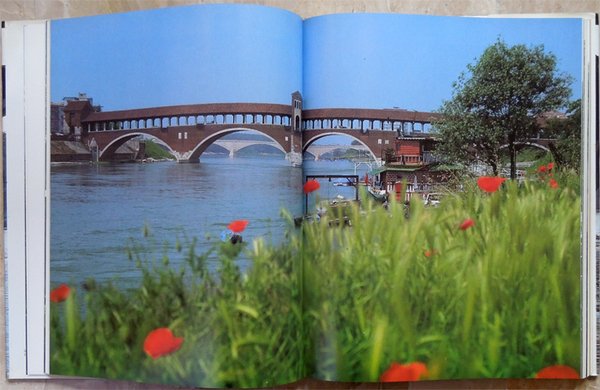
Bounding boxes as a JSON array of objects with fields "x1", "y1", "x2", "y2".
[
  {"x1": 423, "y1": 192, "x2": 442, "y2": 207},
  {"x1": 367, "y1": 186, "x2": 387, "y2": 202},
  {"x1": 333, "y1": 179, "x2": 355, "y2": 187}
]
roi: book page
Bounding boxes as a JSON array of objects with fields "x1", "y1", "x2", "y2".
[
  {"x1": 301, "y1": 12, "x2": 590, "y2": 382},
  {"x1": 3, "y1": 19, "x2": 50, "y2": 378},
  {"x1": 45, "y1": 4, "x2": 305, "y2": 387}
]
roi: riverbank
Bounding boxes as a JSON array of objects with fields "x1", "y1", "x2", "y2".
[
  {"x1": 51, "y1": 140, "x2": 93, "y2": 162},
  {"x1": 51, "y1": 139, "x2": 140, "y2": 162}
]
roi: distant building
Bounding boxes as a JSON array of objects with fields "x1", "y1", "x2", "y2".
[
  {"x1": 50, "y1": 102, "x2": 67, "y2": 135},
  {"x1": 373, "y1": 136, "x2": 453, "y2": 196},
  {"x1": 388, "y1": 136, "x2": 438, "y2": 166},
  {"x1": 51, "y1": 93, "x2": 101, "y2": 138}
]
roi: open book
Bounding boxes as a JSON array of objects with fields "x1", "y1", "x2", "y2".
[{"x1": 3, "y1": 4, "x2": 598, "y2": 387}]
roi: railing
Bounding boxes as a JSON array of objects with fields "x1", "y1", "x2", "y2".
[
  {"x1": 384, "y1": 152, "x2": 440, "y2": 165},
  {"x1": 84, "y1": 115, "x2": 293, "y2": 133}
]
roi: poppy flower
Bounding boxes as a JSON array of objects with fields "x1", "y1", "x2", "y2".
[
  {"x1": 380, "y1": 361, "x2": 428, "y2": 382},
  {"x1": 537, "y1": 165, "x2": 547, "y2": 173},
  {"x1": 547, "y1": 162, "x2": 554, "y2": 171},
  {"x1": 143, "y1": 328, "x2": 184, "y2": 359},
  {"x1": 549, "y1": 178, "x2": 559, "y2": 189},
  {"x1": 477, "y1": 176, "x2": 507, "y2": 193},
  {"x1": 535, "y1": 365, "x2": 579, "y2": 379},
  {"x1": 424, "y1": 249, "x2": 437, "y2": 257},
  {"x1": 227, "y1": 219, "x2": 248, "y2": 233},
  {"x1": 50, "y1": 284, "x2": 71, "y2": 303},
  {"x1": 459, "y1": 218, "x2": 475, "y2": 230},
  {"x1": 303, "y1": 179, "x2": 320, "y2": 194}
]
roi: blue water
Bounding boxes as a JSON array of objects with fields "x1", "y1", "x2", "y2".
[{"x1": 50, "y1": 156, "x2": 370, "y2": 286}]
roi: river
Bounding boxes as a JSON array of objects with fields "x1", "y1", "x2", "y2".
[{"x1": 50, "y1": 155, "x2": 372, "y2": 286}]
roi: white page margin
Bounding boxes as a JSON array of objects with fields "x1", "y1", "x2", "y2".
[{"x1": 3, "y1": 19, "x2": 50, "y2": 379}]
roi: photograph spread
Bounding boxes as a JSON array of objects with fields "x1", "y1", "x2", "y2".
[{"x1": 3, "y1": 3, "x2": 596, "y2": 387}]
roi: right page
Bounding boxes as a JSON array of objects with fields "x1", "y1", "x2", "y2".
[{"x1": 301, "y1": 13, "x2": 587, "y2": 382}]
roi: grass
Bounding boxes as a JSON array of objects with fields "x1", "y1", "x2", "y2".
[
  {"x1": 143, "y1": 139, "x2": 174, "y2": 160},
  {"x1": 50, "y1": 170, "x2": 581, "y2": 387},
  {"x1": 499, "y1": 146, "x2": 549, "y2": 164},
  {"x1": 51, "y1": 234, "x2": 304, "y2": 387},
  {"x1": 303, "y1": 170, "x2": 580, "y2": 381}
]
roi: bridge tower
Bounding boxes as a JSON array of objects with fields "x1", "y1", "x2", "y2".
[
  {"x1": 288, "y1": 91, "x2": 303, "y2": 166},
  {"x1": 292, "y1": 91, "x2": 302, "y2": 133}
]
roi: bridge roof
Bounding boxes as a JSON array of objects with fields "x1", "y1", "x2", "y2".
[
  {"x1": 81, "y1": 102, "x2": 292, "y2": 123},
  {"x1": 303, "y1": 108, "x2": 441, "y2": 122}
]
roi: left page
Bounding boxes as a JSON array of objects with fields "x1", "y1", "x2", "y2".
[{"x1": 45, "y1": 4, "x2": 304, "y2": 388}]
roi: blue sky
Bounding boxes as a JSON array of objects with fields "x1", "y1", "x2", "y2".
[
  {"x1": 303, "y1": 14, "x2": 582, "y2": 111},
  {"x1": 51, "y1": 4, "x2": 303, "y2": 110},
  {"x1": 51, "y1": 5, "x2": 582, "y2": 112}
]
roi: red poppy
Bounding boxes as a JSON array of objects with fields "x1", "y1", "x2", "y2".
[
  {"x1": 477, "y1": 176, "x2": 507, "y2": 193},
  {"x1": 380, "y1": 361, "x2": 428, "y2": 382},
  {"x1": 50, "y1": 284, "x2": 71, "y2": 303},
  {"x1": 549, "y1": 178, "x2": 559, "y2": 189},
  {"x1": 537, "y1": 165, "x2": 547, "y2": 173},
  {"x1": 535, "y1": 365, "x2": 579, "y2": 379},
  {"x1": 459, "y1": 218, "x2": 475, "y2": 230},
  {"x1": 227, "y1": 219, "x2": 248, "y2": 233},
  {"x1": 303, "y1": 179, "x2": 320, "y2": 194},
  {"x1": 424, "y1": 249, "x2": 437, "y2": 257},
  {"x1": 547, "y1": 162, "x2": 554, "y2": 171},
  {"x1": 143, "y1": 328, "x2": 184, "y2": 359}
]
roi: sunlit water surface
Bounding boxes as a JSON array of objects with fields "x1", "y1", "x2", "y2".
[{"x1": 51, "y1": 156, "x2": 371, "y2": 286}]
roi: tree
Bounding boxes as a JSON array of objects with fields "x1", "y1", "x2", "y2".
[
  {"x1": 434, "y1": 39, "x2": 573, "y2": 178},
  {"x1": 544, "y1": 99, "x2": 581, "y2": 172}
]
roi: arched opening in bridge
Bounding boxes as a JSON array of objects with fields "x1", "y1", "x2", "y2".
[
  {"x1": 302, "y1": 132, "x2": 378, "y2": 163},
  {"x1": 303, "y1": 134, "x2": 379, "y2": 198},
  {"x1": 203, "y1": 131, "x2": 286, "y2": 158},
  {"x1": 98, "y1": 133, "x2": 177, "y2": 162},
  {"x1": 498, "y1": 142, "x2": 551, "y2": 172},
  {"x1": 187, "y1": 128, "x2": 288, "y2": 162}
]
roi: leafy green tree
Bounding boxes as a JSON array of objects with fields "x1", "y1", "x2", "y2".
[
  {"x1": 544, "y1": 99, "x2": 581, "y2": 171},
  {"x1": 434, "y1": 39, "x2": 573, "y2": 178}
]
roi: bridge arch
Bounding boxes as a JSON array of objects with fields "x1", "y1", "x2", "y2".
[
  {"x1": 98, "y1": 132, "x2": 177, "y2": 161},
  {"x1": 499, "y1": 142, "x2": 550, "y2": 152},
  {"x1": 303, "y1": 132, "x2": 378, "y2": 162},
  {"x1": 233, "y1": 142, "x2": 286, "y2": 156},
  {"x1": 187, "y1": 127, "x2": 287, "y2": 161},
  {"x1": 303, "y1": 150, "x2": 317, "y2": 159}
]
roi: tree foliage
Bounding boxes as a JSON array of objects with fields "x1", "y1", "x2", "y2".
[
  {"x1": 434, "y1": 39, "x2": 573, "y2": 178},
  {"x1": 543, "y1": 99, "x2": 581, "y2": 172}
]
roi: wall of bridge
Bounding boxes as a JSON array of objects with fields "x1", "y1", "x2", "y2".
[
  {"x1": 68, "y1": 101, "x2": 444, "y2": 164},
  {"x1": 80, "y1": 102, "x2": 295, "y2": 130},
  {"x1": 302, "y1": 108, "x2": 440, "y2": 134},
  {"x1": 302, "y1": 129, "x2": 398, "y2": 161},
  {"x1": 84, "y1": 123, "x2": 299, "y2": 162}
]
